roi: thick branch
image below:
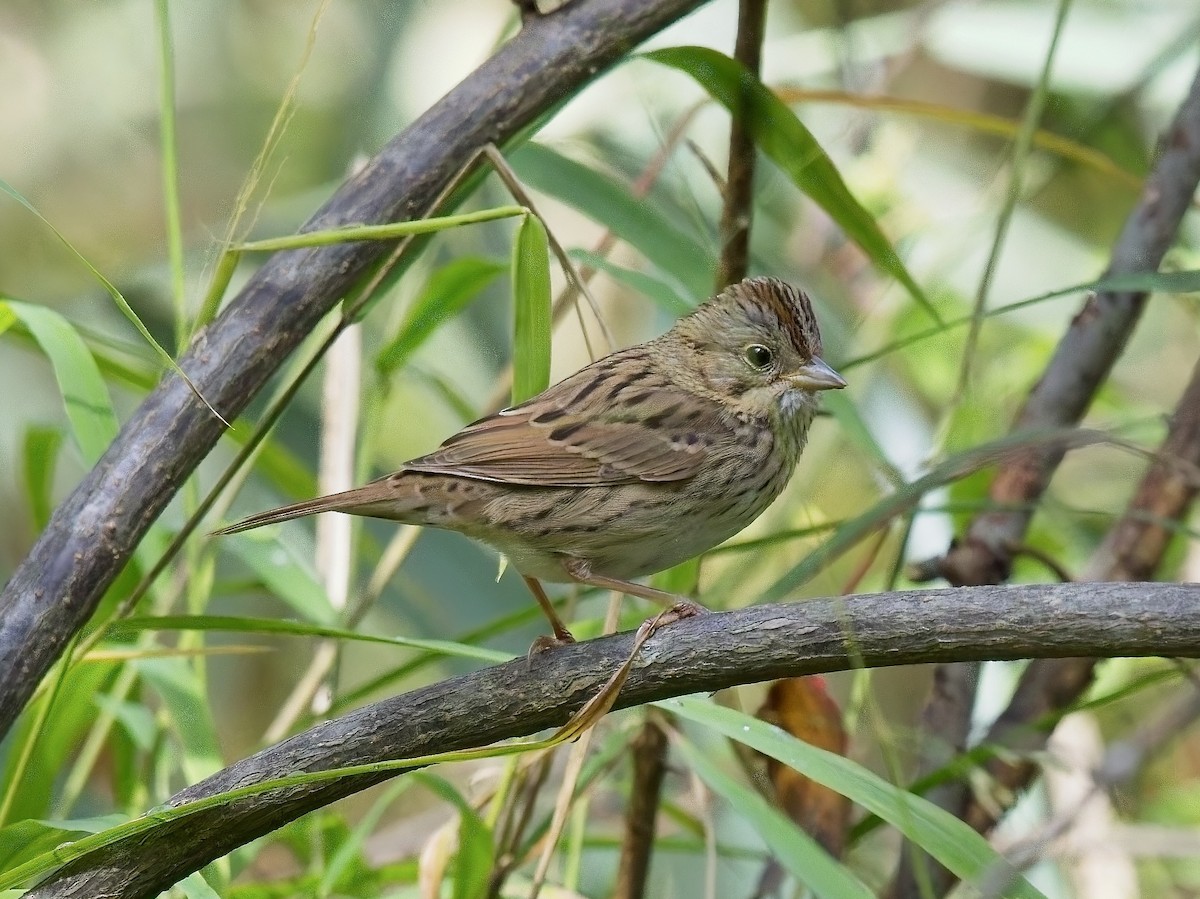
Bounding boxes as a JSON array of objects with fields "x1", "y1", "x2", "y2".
[
  {"x1": 0, "y1": 0, "x2": 709, "y2": 738},
  {"x1": 30, "y1": 582, "x2": 1200, "y2": 898}
]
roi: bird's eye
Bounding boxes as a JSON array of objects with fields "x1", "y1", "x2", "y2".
[{"x1": 742, "y1": 344, "x2": 774, "y2": 370}]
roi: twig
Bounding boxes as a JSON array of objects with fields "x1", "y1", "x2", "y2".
[
  {"x1": 1003, "y1": 540, "x2": 1074, "y2": 583},
  {"x1": 976, "y1": 684, "x2": 1200, "y2": 897},
  {"x1": 715, "y1": 0, "x2": 768, "y2": 289},
  {"x1": 614, "y1": 719, "x2": 669, "y2": 899},
  {"x1": 921, "y1": 62, "x2": 1200, "y2": 587}
]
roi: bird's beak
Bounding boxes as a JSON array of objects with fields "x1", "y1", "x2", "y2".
[{"x1": 789, "y1": 356, "x2": 847, "y2": 391}]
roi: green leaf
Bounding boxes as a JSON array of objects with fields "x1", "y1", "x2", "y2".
[
  {"x1": 22, "y1": 425, "x2": 64, "y2": 531},
  {"x1": 2, "y1": 300, "x2": 119, "y2": 465},
  {"x1": 652, "y1": 557, "x2": 700, "y2": 596},
  {"x1": 319, "y1": 780, "x2": 411, "y2": 893},
  {"x1": 511, "y1": 213, "x2": 552, "y2": 405},
  {"x1": 92, "y1": 695, "x2": 157, "y2": 752},
  {"x1": 179, "y1": 871, "x2": 223, "y2": 899},
  {"x1": 220, "y1": 534, "x2": 338, "y2": 625},
  {"x1": 376, "y1": 257, "x2": 508, "y2": 377},
  {"x1": 0, "y1": 730, "x2": 562, "y2": 890},
  {"x1": 0, "y1": 180, "x2": 225, "y2": 424},
  {"x1": 569, "y1": 249, "x2": 695, "y2": 315},
  {"x1": 0, "y1": 663, "x2": 117, "y2": 824},
  {"x1": 110, "y1": 614, "x2": 511, "y2": 665},
  {"x1": 644, "y1": 46, "x2": 936, "y2": 321},
  {"x1": 760, "y1": 426, "x2": 1104, "y2": 600},
  {"x1": 1093, "y1": 269, "x2": 1200, "y2": 293},
  {"x1": 136, "y1": 658, "x2": 223, "y2": 786},
  {"x1": 413, "y1": 773, "x2": 494, "y2": 899},
  {"x1": 667, "y1": 697, "x2": 1048, "y2": 899},
  {"x1": 510, "y1": 143, "x2": 714, "y2": 299},
  {"x1": 822, "y1": 391, "x2": 906, "y2": 488},
  {"x1": 236, "y1": 206, "x2": 528, "y2": 252},
  {"x1": 674, "y1": 736, "x2": 872, "y2": 899},
  {"x1": 0, "y1": 815, "x2": 126, "y2": 874}
]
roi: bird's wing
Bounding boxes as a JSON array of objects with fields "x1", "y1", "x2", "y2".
[{"x1": 404, "y1": 361, "x2": 726, "y2": 487}]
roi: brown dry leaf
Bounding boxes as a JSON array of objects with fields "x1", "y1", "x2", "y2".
[{"x1": 756, "y1": 676, "x2": 850, "y2": 858}]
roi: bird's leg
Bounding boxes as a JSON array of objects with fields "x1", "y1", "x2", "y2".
[
  {"x1": 522, "y1": 575, "x2": 576, "y2": 646},
  {"x1": 561, "y1": 559, "x2": 709, "y2": 636}
]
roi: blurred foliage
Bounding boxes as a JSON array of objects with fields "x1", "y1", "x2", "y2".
[{"x1": 2, "y1": 0, "x2": 1200, "y2": 896}]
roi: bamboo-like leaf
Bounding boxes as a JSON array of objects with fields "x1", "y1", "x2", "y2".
[
  {"x1": 652, "y1": 558, "x2": 700, "y2": 596},
  {"x1": 822, "y1": 391, "x2": 906, "y2": 488},
  {"x1": 376, "y1": 257, "x2": 508, "y2": 377},
  {"x1": 92, "y1": 696, "x2": 157, "y2": 752},
  {"x1": 235, "y1": 207, "x2": 528, "y2": 252},
  {"x1": 179, "y1": 871, "x2": 221, "y2": 899},
  {"x1": 220, "y1": 537, "x2": 338, "y2": 626},
  {"x1": 674, "y1": 736, "x2": 872, "y2": 899},
  {"x1": 668, "y1": 697, "x2": 1047, "y2": 899},
  {"x1": 0, "y1": 180, "x2": 226, "y2": 424},
  {"x1": 510, "y1": 143, "x2": 714, "y2": 299},
  {"x1": 511, "y1": 213, "x2": 552, "y2": 405},
  {"x1": 774, "y1": 87, "x2": 1147, "y2": 191},
  {"x1": 2, "y1": 300, "x2": 119, "y2": 465},
  {"x1": 110, "y1": 615, "x2": 511, "y2": 665},
  {"x1": 569, "y1": 249, "x2": 694, "y2": 315},
  {"x1": 0, "y1": 698, "x2": 595, "y2": 889},
  {"x1": 760, "y1": 427, "x2": 1121, "y2": 601},
  {"x1": 136, "y1": 659, "x2": 223, "y2": 786},
  {"x1": 842, "y1": 268, "x2": 1200, "y2": 372},
  {"x1": 644, "y1": 47, "x2": 936, "y2": 321},
  {"x1": 319, "y1": 779, "x2": 412, "y2": 893},
  {"x1": 22, "y1": 425, "x2": 64, "y2": 532},
  {"x1": 413, "y1": 773, "x2": 493, "y2": 899},
  {"x1": 0, "y1": 815, "x2": 126, "y2": 875}
]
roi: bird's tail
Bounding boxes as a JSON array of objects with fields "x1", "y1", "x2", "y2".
[{"x1": 211, "y1": 476, "x2": 418, "y2": 536}]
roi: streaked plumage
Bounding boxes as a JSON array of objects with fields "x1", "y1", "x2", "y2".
[{"x1": 215, "y1": 277, "x2": 845, "y2": 639}]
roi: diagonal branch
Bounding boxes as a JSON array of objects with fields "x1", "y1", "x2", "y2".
[
  {"x1": 963, "y1": 353, "x2": 1200, "y2": 835},
  {"x1": 27, "y1": 582, "x2": 1200, "y2": 898},
  {"x1": 0, "y1": 0, "x2": 711, "y2": 740},
  {"x1": 894, "y1": 62, "x2": 1200, "y2": 899},
  {"x1": 931, "y1": 63, "x2": 1200, "y2": 588}
]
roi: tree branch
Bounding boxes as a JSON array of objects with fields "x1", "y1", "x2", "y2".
[
  {"x1": 614, "y1": 719, "x2": 669, "y2": 899},
  {"x1": 895, "y1": 62, "x2": 1200, "y2": 897},
  {"x1": 0, "y1": 0, "x2": 710, "y2": 739},
  {"x1": 714, "y1": 0, "x2": 767, "y2": 288},
  {"x1": 932, "y1": 61, "x2": 1200, "y2": 587},
  {"x1": 962, "y1": 352, "x2": 1200, "y2": 835},
  {"x1": 29, "y1": 582, "x2": 1200, "y2": 898}
]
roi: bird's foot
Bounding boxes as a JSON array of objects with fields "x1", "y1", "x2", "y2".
[
  {"x1": 525, "y1": 630, "x2": 576, "y2": 668},
  {"x1": 637, "y1": 599, "x2": 710, "y2": 641}
]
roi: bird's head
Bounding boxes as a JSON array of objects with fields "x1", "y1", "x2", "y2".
[{"x1": 671, "y1": 276, "x2": 845, "y2": 420}]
